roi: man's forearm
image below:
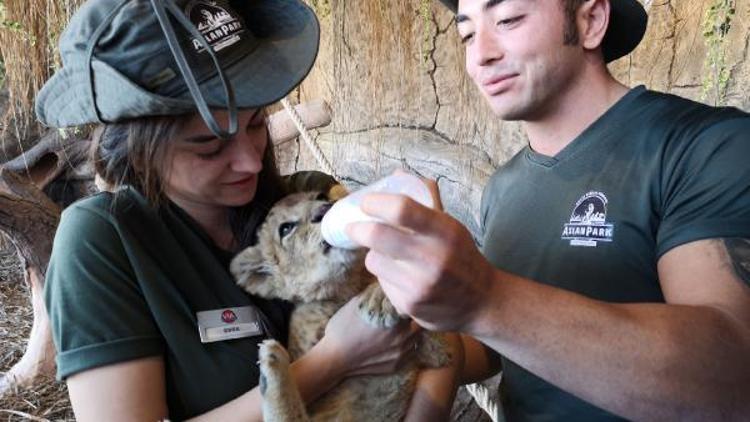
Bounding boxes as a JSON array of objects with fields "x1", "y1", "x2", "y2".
[{"x1": 469, "y1": 270, "x2": 750, "y2": 421}]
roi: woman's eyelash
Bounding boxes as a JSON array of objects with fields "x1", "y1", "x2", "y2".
[{"x1": 197, "y1": 149, "x2": 222, "y2": 159}]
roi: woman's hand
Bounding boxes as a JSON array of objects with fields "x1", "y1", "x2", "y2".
[
  {"x1": 404, "y1": 332, "x2": 464, "y2": 421},
  {"x1": 317, "y1": 294, "x2": 421, "y2": 378}
]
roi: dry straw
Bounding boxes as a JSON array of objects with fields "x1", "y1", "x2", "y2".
[{"x1": 0, "y1": 0, "x2": 84, "y2": 148}]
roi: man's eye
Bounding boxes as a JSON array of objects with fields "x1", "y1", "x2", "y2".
[
  {"x1": 497, "y1": 16, "x2": 523, "y2": 27},
  {"x1": 460, "y1": 33, "x2": 474, "y2": 44},
  {"x1": 278, "y1": 222, "x2": 297, "y2": 239}
]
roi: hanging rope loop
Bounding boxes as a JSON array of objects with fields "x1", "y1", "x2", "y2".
[{"x1": 280, "y1": 98, "x2": 337, "y2": 179}]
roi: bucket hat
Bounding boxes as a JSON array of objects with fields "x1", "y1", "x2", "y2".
[
  {"x1": 35, "y1": 0, "x2": 320, "y2": 138},
  {"x1": 436, "y1": 0, "x2": 647, "y2": 63}
]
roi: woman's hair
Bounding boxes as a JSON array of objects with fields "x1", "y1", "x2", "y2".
[{"x1": 90, "y1": 112, "x2": 287, "y2": 249}]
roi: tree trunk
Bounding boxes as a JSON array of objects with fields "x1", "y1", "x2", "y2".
[{"x1": 0, "y1": 168, "x2": 60, "y2": 395}]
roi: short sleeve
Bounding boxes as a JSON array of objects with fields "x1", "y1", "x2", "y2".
[
  {"x1": 44, "y1": 201, "x2": 164, "y2": 380},
  {"x1": 656, "y1": 117, "x2": 750, "y2": 257}
]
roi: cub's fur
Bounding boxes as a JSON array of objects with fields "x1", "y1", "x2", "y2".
[{"x1": 230, "y1": 191, "x2": 449, "y2": 421}]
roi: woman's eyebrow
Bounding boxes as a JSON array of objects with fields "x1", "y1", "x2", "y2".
[
  {"x1": 183, "y1": 133, "x2": 218, "y2": 143},
  {"x1": 182, "y1": 108, "x2": 262, "y2": 143}
]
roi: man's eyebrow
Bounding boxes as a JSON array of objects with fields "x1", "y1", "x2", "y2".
[
  {"x1": 183, "y1": 108, "x2": 262, "y2": 143},
  {"x1": 456, "y1": 0, "x2": 513, "y2": 24}
]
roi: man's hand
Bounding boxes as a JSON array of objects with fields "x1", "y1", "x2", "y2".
[{"x1": 346, "y1": 188, "x2": 496, "y2": 333}]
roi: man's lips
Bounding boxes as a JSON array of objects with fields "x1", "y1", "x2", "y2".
[{"x1": 481, "y1": 74, "x2": 518, "y2": 95}]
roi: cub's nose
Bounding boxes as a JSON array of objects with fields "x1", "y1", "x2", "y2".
[{"x1": 311, "y1": 203, "x2": 333, "y2": 223}]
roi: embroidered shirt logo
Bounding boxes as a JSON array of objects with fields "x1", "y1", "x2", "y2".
[
  {"x1": 561, "y1": 191, "x2": 614, "y2": 247},
  {"x1": 186, "y1": 1, "x2": 245, "y2": 53}
]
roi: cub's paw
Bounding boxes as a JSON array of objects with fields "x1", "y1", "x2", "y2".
[
  {"x1": 357, "y1": 283, "x2": 402, "y2": 328},
  {"x1": 258, "y1": 339, "x2": 291, "y2": 395}
]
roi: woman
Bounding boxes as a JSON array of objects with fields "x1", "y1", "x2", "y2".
[{"x1": 37, "y1": 0, "x2": 460, "y2": 420}]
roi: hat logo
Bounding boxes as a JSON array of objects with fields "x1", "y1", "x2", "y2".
[
  {"x1": 186, "y1": 1, "x2": 245, "y2": 53},
  {"x1": 221, "y1": 309, "x2": 238, "y2": 323}
]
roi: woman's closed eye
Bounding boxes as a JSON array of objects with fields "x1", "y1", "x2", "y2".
[{"x1": 191, "y1": 139, "x2": 224, "y2": 159}]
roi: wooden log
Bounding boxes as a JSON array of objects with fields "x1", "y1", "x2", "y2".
[
  {"x1": 3, "y1": 131, "x2": 89, "y2": 190},
  {"x1": 0, "y1": 168, "x2": 61, "y2": 395},
  {"x1": 268, "y1": 99, "x2": 332, "y2": 145}
]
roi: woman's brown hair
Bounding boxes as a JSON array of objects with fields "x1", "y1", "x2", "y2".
[{"x1": 90, "y1": 113, "x2": 286, "y2": 249}]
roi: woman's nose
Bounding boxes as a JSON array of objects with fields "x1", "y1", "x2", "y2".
[{"x1": 229, "y1": 134, "x2": 264, "y2": 173}]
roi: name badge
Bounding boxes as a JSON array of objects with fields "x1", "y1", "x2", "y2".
[{"x1": 196, "y1": 306, "x2": 264, "y2": 343}]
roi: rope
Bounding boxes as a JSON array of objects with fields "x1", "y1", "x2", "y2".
[
  {"x1": 280, "y1": 98, "x2": 337, "y2": 179},
  {"x1": 465, "y1": 382, "x2": 506, "y2": 422}
]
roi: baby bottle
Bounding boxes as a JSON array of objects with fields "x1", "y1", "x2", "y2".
[{"x1": 320, "y1": 172, "x2": 434, "y2": 249}]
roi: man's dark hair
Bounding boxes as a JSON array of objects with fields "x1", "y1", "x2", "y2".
[{"x1": 562, "y1": 0, "x2": 587, "y2": 45}]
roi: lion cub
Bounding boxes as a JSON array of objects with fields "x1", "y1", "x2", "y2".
[{"x1": 230, "y1": 191, "x2": 450, "y2": 421}]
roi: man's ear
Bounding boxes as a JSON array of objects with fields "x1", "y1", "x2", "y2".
[
  {"x1": 578, "y1": 0, "x2": 610, "y2": 53},
  {"x1": 230, "y1": 246, "x2": 273, "y2": 294}
]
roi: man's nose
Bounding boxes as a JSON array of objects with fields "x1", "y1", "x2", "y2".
[{"x1": 473, "y1": 26, "x2": 504, "y2": 67}]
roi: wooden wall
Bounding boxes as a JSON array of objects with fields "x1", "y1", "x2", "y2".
[{"x1": 279, "y1": 0, "x2": 750, "y2": 238}]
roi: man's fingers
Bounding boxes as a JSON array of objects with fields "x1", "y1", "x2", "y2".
[
  {"x1": 359, "y1": 192, "x2": 445, "y2": 234},
  {"x1": 348, "y1": 220, "x2": 427, "y2": 261},
  {"x1": 421, "y1": 177, "x2": 444, "y2": 211},
  {"x1": 389, "y1": 169, "x2": 444, "y2": 212}
]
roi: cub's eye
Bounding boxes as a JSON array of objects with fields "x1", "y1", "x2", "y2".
[{"x1": 278, "y1": 222, "x2": 297, "y2": 239}]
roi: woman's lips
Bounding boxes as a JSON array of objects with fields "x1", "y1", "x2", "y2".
[
  {"x1": 224, "y1": 175, "x2": 255, "y2": 186},
  {"x1": 482, "y1": 74, "x2": 518, "y2": 95}
]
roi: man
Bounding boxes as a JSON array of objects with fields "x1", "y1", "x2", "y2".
[{"x1": 347, "y1": 0, "x2": 750, "y2": 420}]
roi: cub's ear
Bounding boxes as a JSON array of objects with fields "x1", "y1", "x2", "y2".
[
  {"x1": 230, "y1": 246, "x2": 273, "y2": 294},
  {"x1": 327, "y1": 184, "x2": 348, "y2": 201}
]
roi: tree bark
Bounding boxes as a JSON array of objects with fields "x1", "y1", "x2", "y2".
[
  {"x1": 0, "y1": 168, "x2": 60, "y2": 395},
  {"x1": 3, "y1": 130, "x2": 89, "y2": 190}
]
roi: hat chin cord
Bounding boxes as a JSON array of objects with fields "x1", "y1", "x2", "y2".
[
  {"x1": 150, "y1": 1, "x2": 336, "y2": 178},
  {"x1": 150, "y1": 0, "x2": 238, "y2": 140}
]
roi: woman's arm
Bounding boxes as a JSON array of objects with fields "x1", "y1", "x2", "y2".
[
  {"x1": 67, "y1": 296, "x2": 418, "y2": 421},
  {"x1": 403, "y1": 333, "x2": 464, "y2": 421},
  {"x1": 67, "y1": 357, "x2": 169, "y2": 422},
  {"x1": 65, "y1": 350, "x2": 333, "y2": 422},
  {"x1": 460, "y1": 335, "x2": 502, "y2": 385}
]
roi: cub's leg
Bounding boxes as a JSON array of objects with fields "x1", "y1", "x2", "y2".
[
  {"x1": 417, "y1": 332, "x2": 452, "y2": 368},
  {"x1": 358, "y1": 283, "x2": 452, "y2": 368},
  {"x1": 357, "y1": 282, "x2": 402, "y2": 328},
  {"x1": 258, "y1": 339, "x2": 310, "y2": 422}
]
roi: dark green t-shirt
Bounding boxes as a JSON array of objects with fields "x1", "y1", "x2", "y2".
[
  {"x1": 44, "y1": 172, "x2": 335, "y2": 420},
  {"x1": 480, "y1": 87, "x2": 750, "y2": 421}
]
